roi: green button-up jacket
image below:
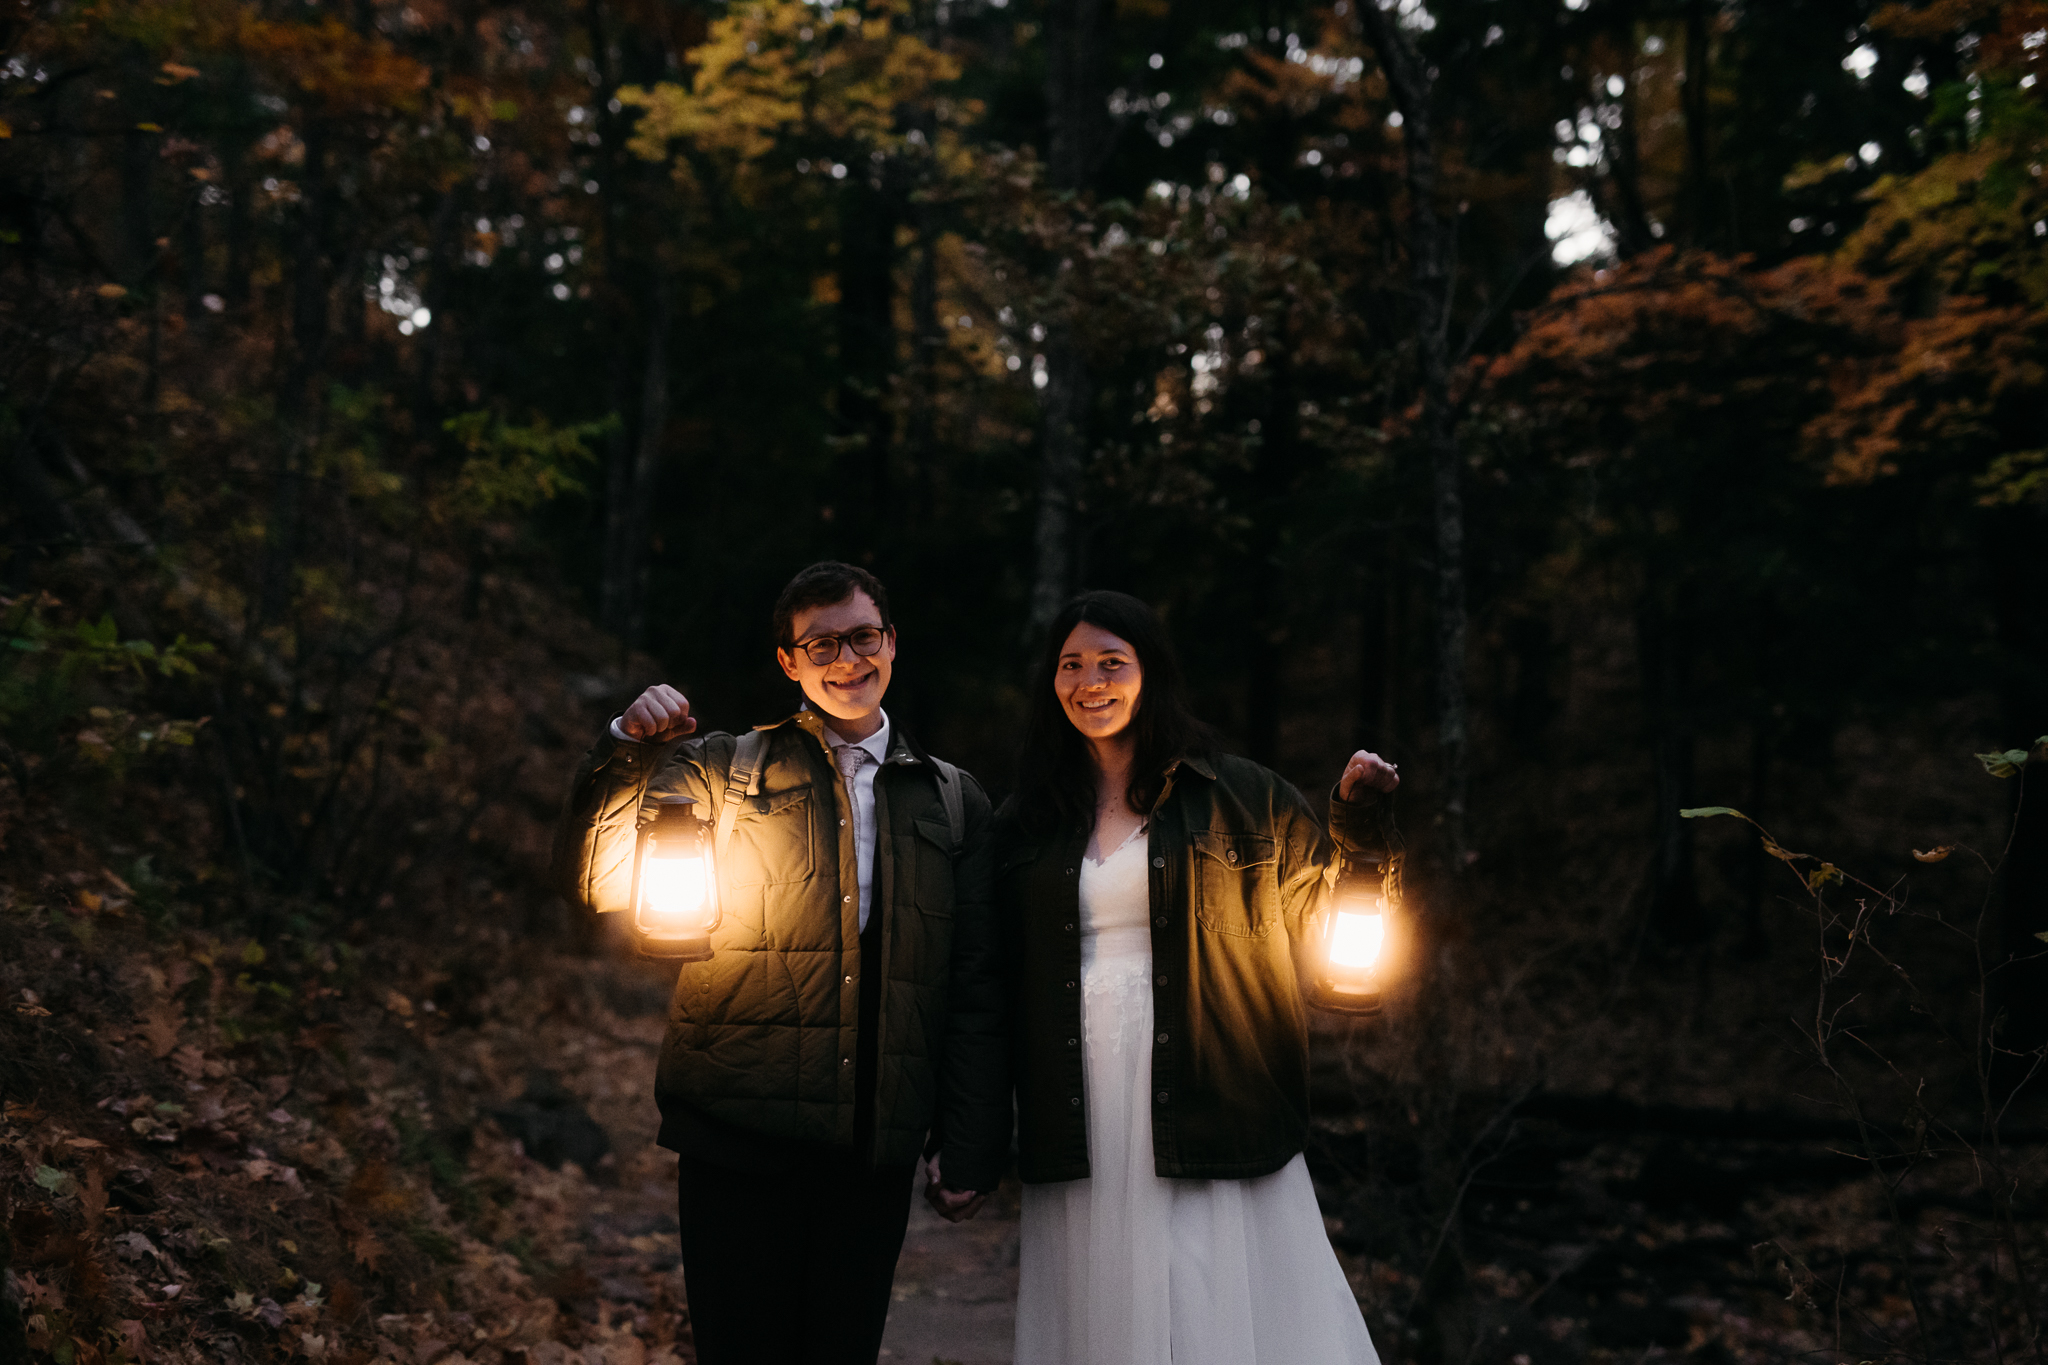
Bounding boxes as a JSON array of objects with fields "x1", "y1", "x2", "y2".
[
  {"x1": 551, "y1": 711, "x2": 1007, "y2": 1187},
  {"x1": 994, "y1": 751, "x2": 1397, "y2": 1183}
]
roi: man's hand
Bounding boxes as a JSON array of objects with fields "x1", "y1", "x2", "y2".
[
  {"x1": 921, "y1": 1153, "x2": 987, "y2": 1224},
  {"x1": 1338, "y1": 749, "x2": 1400, "y2": 801},
  {"x1": 620, "y1": 684, "x2": 697, "y2": 743}
]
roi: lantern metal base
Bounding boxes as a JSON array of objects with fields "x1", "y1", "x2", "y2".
[
  {"x1": 1310, "y1": 983, "x2": 1384, "y2": 1016},
  {"x1": 634, "y1": 934, "x2": 715, "y2": 962}
]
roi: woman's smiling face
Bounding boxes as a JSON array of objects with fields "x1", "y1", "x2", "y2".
[{"x1": 1055, "y1": 621, "x2": 1144, "y2": 743}]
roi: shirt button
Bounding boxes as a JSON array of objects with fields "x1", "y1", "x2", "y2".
[
  {"x1": 844, "y1": 975, "x2": 854, "y2": 985},
  {"x1": 1155, "y1": 1090, "x2": 1170, "y2": 1104},
  {"x1": 1151, "y1": 856, "x2": 1165, "y2": 868},
  {"x1": 844, "y1": 894, "x2": 853, "y2": 903},
  {"x1": 842, "y1": 1057, "x2": 852, "y2": 1068},
  {"x1": 840, "y1": 818, "x2": 848, "y2": 827}
]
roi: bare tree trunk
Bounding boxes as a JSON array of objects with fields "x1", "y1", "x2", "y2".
[
  {"x1": 909, "y1": 211, "x2": 941, "y2": 518},
  {"x1": 836, "y1": 176, "x2": 898, "y2": 546},
  {"x1": 1355, "y1": 6, "x2": 1471, "y2": 872},
  {"x1": 255, "y1": 119, "x2": 332, "y2": 630},
  {"x1": 119, "y1": 125, "x2": 156, "y2": 287},
  {"x1": 1356, "y1": 535, "x2": 1398, "y2": 755},
  {"x1": 1027, "y1": 0, "x2": 1112, "y2": 643},
  {"x1": 1244, "y1": 342, "x2": 1303, "y2": 768},
  {"x1": 413, "y1": 190, "x2": 459, "y2": 419},
  {"x1": 601, "y1": 282, "x2": 671, "y2": 646},
  {"x1": 178, "y1": 184, "x2": 207, "y2": 318},
  {"x1": 1739, "y1": 711, "x2": 1773, "y2": 957},
  {"x1": 1604, "y1": 77, "x2": 1658, "y2": 256},
  {"x1": 1680, "y1": 0, "x2": 1715, "y2": 247},
  {"x1": 2001, "y1": 759, "x2": 2048, "y2": 1060},
  {"x1": 1639, "y1": 579, "x2": 1705, "y2": 941},
  {"x1": 1029, "y1": 331, "x2": 1089, "y2": 637},
  {"x1": 222, "y1": 131, "x2": 255, "y2": 311}
]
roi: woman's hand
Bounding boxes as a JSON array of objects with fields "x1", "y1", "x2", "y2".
[
  {"x1": 620, "y1": 684, "x2": 698, "y2": 742},
  {"x1": 1338, "y1": 750, "x2": 1400, "y2": 800},
  {"x1": 922, "y1": 1153, "x2": 988, "y2": 1224}
]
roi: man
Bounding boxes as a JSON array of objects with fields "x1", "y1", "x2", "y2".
[{"x1": 552, "y1": 562, "x2": 1008, "y2": 1365}]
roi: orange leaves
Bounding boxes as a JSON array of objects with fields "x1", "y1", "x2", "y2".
[
  {"x1": 1483, "y1": 249, "x2": 1860, "y2": 459},
  {"x1": 232, "y1": 13, "x2": 429, "y2": 118},
  {"x1": 1877, "y1": 0, "x2": 2048, "y2": 77},
  {"x1": 1870, "y1": 0, "x2": 2003, "y2": 41},
  {"x1": 18, "y1": 0, "x2": 427, "y2": 120},
  {"x1": 134, "y1": 999, "x2": 185, "y2": 1059},
  {"x1": 1482, "y1": 237, "x2": 2047, "y2": 508},
  {"x1": 1807, "y1": 294, "x2": 2045, "y2": 486}
]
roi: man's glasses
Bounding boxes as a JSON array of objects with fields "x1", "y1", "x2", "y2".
[{"x1": 790, "y1": 625, "x2": 888, "y2": 667}]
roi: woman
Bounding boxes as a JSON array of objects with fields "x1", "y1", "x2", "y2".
[{"x1": 997, "y1": 590, "x2": 1400, "y2": 1365}]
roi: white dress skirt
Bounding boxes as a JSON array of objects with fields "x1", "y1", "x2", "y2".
[{"x1": 1014, "y1": 830, "x2": 1382, "y2": 1365}]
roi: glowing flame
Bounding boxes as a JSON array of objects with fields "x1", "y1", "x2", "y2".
[
  {"x1": 1328, "y1": 910, "x2": 1385, "y2": 971},
  {"x1": 640, "y1": 845, "x2": 711, "y2": 931}
]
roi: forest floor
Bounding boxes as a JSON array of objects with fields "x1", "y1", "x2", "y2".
[
  {"x1": 5, "y1": 687, "x2": 2046, "y2": 1364},
  {"x1": 8, "y1": 878, "x2": 2048, "y2": 1365}
]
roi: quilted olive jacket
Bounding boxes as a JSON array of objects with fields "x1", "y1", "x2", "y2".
[
  {"x1": 551, "y1": 710, "x2": 1008, "y2": 1188},
  {"x1": 995, "y1": 751, "x2": 1397, "y2": 1183}
]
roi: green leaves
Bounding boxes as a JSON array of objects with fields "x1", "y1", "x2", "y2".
[
  {"x1": 441, "y1": 412, "x2": 608, "y2": 522},
  {"x1": 63, "y1": 615, "x2": 214, "y2": 680},
  {"x1": 1975, "y1": 738, "x2": 2047, "y2": 778}
]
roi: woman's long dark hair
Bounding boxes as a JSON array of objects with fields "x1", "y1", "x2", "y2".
[{"x1": 1014, "y1": 591, "x2": 1218, "y2": 837}]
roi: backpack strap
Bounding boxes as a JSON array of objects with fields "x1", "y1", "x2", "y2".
[
  {"x1": 713, "y1": 729, "x2": 771, "y2": 857},
  {"x1": 926, "y1": 754, "x2": 967, "y2": 850}
]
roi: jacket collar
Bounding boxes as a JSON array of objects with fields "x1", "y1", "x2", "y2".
[
  {"x1": 770, "y1": 708, "x2": 924, "y2": 768},
  {"x1": 1168, "y1": 751, "x2": 1218, "y2": 781}
]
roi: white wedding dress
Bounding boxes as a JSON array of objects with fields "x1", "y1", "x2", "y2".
[{"x1": 1014, "y1": 828, "x2": 1382, "y2": 1365}]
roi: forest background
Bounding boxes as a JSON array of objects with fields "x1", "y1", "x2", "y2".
[{"x1": 2, "y1": 0, "x2": 2047, "y2": 1361}]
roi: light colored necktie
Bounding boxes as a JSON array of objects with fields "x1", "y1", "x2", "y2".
[{"x1": 833, "y1": 742, "x2": 866, "y2": 790}]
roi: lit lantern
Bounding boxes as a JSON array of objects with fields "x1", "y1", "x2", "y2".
[
  {"x1": 630, "y1": 794, "x2": 720, "y2": 960},
  {"x1": 1310, "y1": 856, "x2": 1401, "y2": 1015}
]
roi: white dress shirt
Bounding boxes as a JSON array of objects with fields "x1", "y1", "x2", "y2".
[
  {"x1": 824, "y1": 710, "x2": 890, "y2": 933},
  {"x1": 610, "y1": 708, "x2": 891, "y2": 931}
]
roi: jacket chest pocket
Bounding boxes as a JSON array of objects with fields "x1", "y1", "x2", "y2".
[
  {"x1": 722, "y1": 786, "x2": 816, "y2": 887},
  {"x1": 913, "y1": 816, "x2": 956, "y2": 916},
  {"x1": 1191, "y1": 830, "x2": 1279, "y2": 938}
]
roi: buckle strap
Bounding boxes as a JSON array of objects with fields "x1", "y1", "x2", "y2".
[{"x1": 713, "y1": 729, "x2": 771, "y2": 858}]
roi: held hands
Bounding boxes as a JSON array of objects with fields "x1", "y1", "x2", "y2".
[
  {"x1": 921, "y1": 1153, "x2": 988, "y2": 1224},
  {"x1": 620, "y1": 684, "x2": 698, "y2": 743},
  {"x1": 1337, "y1": 749, "x2": 1401, "y2": 801}
]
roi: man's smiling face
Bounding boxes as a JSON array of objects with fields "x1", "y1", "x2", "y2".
[{"x1": 777, "y1": 589, "x2": 896, "y2": 733}]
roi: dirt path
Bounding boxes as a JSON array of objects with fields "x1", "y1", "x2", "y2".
[
  {"x1": 526, "y1": 953, "x2": 1022, "y2": 1365},
  {"x1": 878, "y1": 1183, "x2": 1020, "y2": 1365}
]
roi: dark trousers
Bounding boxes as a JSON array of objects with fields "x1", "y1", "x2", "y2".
[{"x1": 675, "y1": 1154, "x2": 917, "y2": 1365}]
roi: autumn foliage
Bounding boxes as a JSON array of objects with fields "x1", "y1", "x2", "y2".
[{"x1": 3, "y1": 0, "x2": 2046, "y2": 1361}]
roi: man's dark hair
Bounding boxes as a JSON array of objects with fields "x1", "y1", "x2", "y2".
[
  {"x1": 772, "y1": 561, "x2": 894, "y2": 647},
  {"x1": 1014, "y1": 590, "x2": 1218, "y2": 837}
]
